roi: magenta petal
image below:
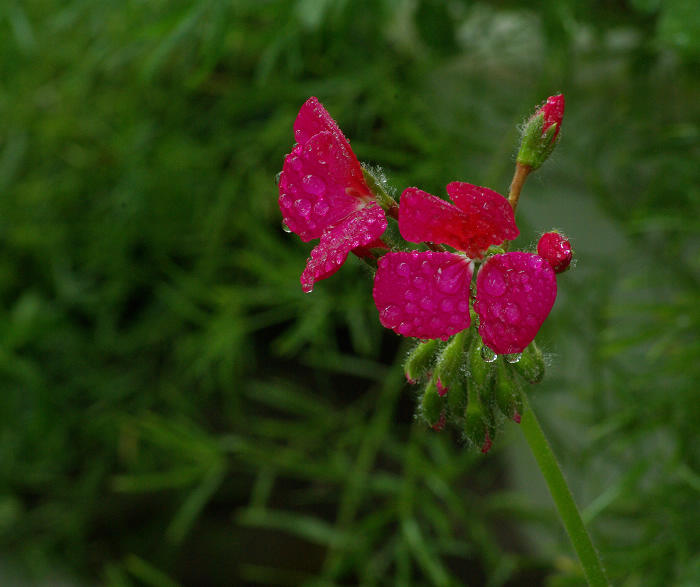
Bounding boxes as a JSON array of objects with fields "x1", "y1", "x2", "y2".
[
  {"x1": 399, "y1": 188, "x2": 478, "y2": 252},
  {"x1": 294, "y1": 97, "x2": 350, "y2": 150},
  {"x1": 279, "y1": 131, "x2": 370, "y2": 241},
  {"x1": 540, "y1": 94, "x2": 565, "y2": 140},
  {"x1": 474, "y1": 253, "x2": 556, "y2": 355},
  {"x1": 446, "y1": 182, "x2": 519, "y2": 250},
  {"x1": 373, "y1": 251, "x2": 472, "y2": 340},
  {"x1": 300, "y1": 203, "x2": 387, "y2": 293},
  {"x1": 398, "y1": 186, "x2": 518, "y2": 258}
]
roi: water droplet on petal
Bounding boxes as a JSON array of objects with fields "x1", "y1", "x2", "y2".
[
  {"x1": 303, "y1": 174, "x2": 326, "y2": 196},
  {"x1": 502, "y1": 302, "x2": 521, "y2": 325},
  {"x1": 441, "y1": 298, "x2": 454, "y2": 312},
  {"x1": 437, "y1": 263, "x2": 463, "y2": 294},
  {"x1": 313, "y1": 200, "x2": 329, "y2": 216},
  {"x1": 398, "y1": 321, "x2": 411, "y2": 335},
  {"x1": 294, "y1": 198, "x2": 311, "y2": 217},
  {"x1": 274, "y1": 171, "x2": 282, "y2": 185},
  {"x1": 480, "y1": 345, "x2": 497, "y2": 363},
  {"x1": 381, "y1": 305, "x2": 400, "y2": 325},
  {"x1": 483, "y1": 268, "x2": 507, "y2": 296},
  {"x1": 413, "y1": 276, "x2": 426, "y2": 289},
  {"x1": 281, "y1": 221, "x2": 292, "y2": 233},
  {"x1": 397, "y1": 262, "x2": 410, "y2": 277},
  {"x1": 420, "y1": 296, "x2": 434, "y2": 310},
  {"x1": 289, "y1": 156, "x2": 302, "y2": 171},
  {"x1": 505, "y1": 353, "x2": 522, "y2": 364}
]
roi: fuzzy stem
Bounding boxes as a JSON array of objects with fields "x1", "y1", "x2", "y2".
[
  {"x1": 520, "y1": 395, "x2": 609, "y2": 586},
  {"x1": 507, "y1": 162, "x2": 531, "y2": 213}
]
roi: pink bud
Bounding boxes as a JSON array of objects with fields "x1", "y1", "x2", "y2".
[
  {"x1": 538, "y1": 94, "x2": 565, "y2": 141},
  {"x1": 436, "y1": 378, "x2": 448, "y2": 397},
  {"x1": 537, "y1": 231, "x2": 572, "y2": 274}
]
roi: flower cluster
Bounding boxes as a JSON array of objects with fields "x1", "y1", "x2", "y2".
[{"x1": 278, "y1": 96, "x2": 571, "y2": 451}]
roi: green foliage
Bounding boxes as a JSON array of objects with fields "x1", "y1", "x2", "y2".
[{"x1": 0, "y1": 0, "x2": 698, "y2": 585}]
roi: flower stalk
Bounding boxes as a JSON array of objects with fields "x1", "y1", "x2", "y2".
[{"x1": 520, "y1": 394, "x2": 609, "y2": 586}]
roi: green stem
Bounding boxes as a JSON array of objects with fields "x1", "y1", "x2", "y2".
[{"x1": 520, "y1": 395, "x2": 609, "y2": 586}]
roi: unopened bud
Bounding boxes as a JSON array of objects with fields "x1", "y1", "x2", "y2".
[
  {"x1": 405, "y1": 338, "x2": 440, "y2": 383},
  {"x1": 447, "y1": 378, "x2": 468, "y2": 420},
  {"x1": 513, "y1": 340, "x2": 545, "y2": 384},
  {"x1": 468, "y1": 333, "x2": 496, "y2": 392},
  {"x1": 495, "y1": 359, "x2": 524, "y2": 422},
  {"x1": 434, "y1": 329, "x2": 471, "y2": 393},
  {"x1": 464, "y1": 384, "x2": 497, "y2": 453},
  {"x1": 517, "y1": 94, "x2": 565, "y2": 171},
  {"x1": 421, "y1": 378, "x2": 446, "y2": 428},
  {"x1": 537, "y1": 231, "x2": 572, "y2": 274}
]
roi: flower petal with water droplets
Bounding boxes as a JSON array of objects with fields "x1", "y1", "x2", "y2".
[
  {"x1": 373, "y1": 251, "x2": 472, "y2": 340},
  {"x1": 474, "y1": 252, "x2": 556, "y2": 354},
  {"x1": 300, "y1": 203, "x2": 387, "y2": 293},
  {"x1": 294, "y1": 97, "x2": 350, "y2": 151},
  {"x1": 279, "y1": 131, "x2": 369, "y2": 241},
  {"x1": 398, "y1": 185, "x2": 518, "y2": 258},
  {"x1": 446, "y1": 182, "x2": 519, "y2": 251}
]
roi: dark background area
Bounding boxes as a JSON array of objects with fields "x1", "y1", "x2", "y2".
[{"x1": 0, "y1": 1, "x2": 699, "y2": 585}]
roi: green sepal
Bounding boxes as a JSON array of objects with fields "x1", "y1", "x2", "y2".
[
  {"x1": 404, "y1": 338, "x2": 440, "y2": 383},
  {"x1": 516, "y1": 113, "x2": 559, "y2": 171},
  {"x1": 495, "y1": 359, "x2": 525, "y2": 422},
  {"x1": 513, "y1": 341, "x2": 545, "y2": 384},
  {"x1": 434, "y1": 329, "x2": 471, "y2": 391},
  {"x1": 464, "y1": 382, "x2": 496, "y2": 452},
  {"x1": 362, "y1": 164, "x2": 397, "y2": 210},
  {"x1": 421, "y1": 378, "x2": 445, "y2": 427},
  {"x1": 447, "y1": 378, "x2": 468, "y2": 422},
  {"x1": 467, "y1": 333, "x2": 496, "y2": 392}
]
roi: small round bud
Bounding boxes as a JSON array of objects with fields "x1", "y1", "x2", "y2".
[
  {"x1": 516, "y1": 94, "x2": 565, "y2": 171},
  {"x1": 537, "y1": 231, "x2": 572, "y2": 274}
]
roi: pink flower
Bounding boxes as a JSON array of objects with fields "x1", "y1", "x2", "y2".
[
  {"x1": 373, "y1": 185, "x2": 558, "y2": 353},
  {"x1": 279, "y1": 97, "x2": 387, "y2": 293}
]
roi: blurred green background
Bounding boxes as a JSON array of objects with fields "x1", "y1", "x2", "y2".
[{"x1": 1, "y1": 1, "x2": 699, "y2": 585}]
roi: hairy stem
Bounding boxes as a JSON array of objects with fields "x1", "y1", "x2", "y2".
[
  {"x1": 507, "y1": 162, "x2": 531, "y2": 213},
  {"x1": 520, "y1": 395, "x2": 609, "y2": 586}
]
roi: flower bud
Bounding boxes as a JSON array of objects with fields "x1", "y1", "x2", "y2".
[
  {"x1": 495, "y1": 359, "x2": 524, "y2": 422},
  {"x1": 421, "y1": 378, "x2": 446, "y2": 428},
  {"x1": 537, "y1": 231, "x2": 572, "y2": 274},
  {"x1": 434, "y1": 329, "x2": 472, "y2": 393},
  {"x1": 513, "y1": 340, "x2": 545, "y2": 384},
  {"x1": 447, "y1": 378, "x2": 468, "y2": 421},
  {"x1": 516, "y1": 94, "x2": 565, "y2": 171},
  {"x1": 404, "y1": 338, "x2": 440, "y2": 383},
  {"x1": 467, "y1": 332, "x2": 496, "y2": 392},
  {"x1": 464, "y1": 384, "x2": 496, "y2": 453}
]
